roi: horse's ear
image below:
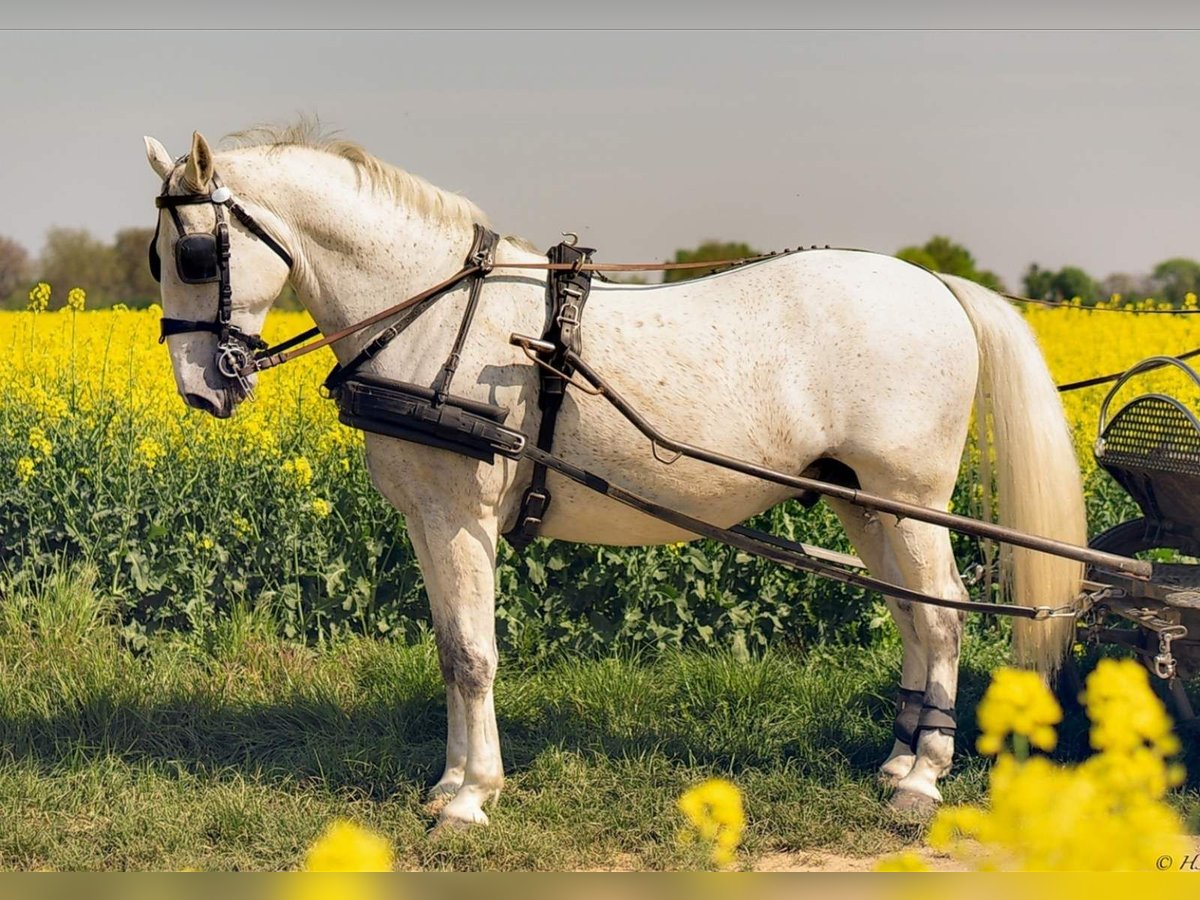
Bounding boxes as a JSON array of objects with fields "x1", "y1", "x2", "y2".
[
  {"x1": 144, "y1": 136, "x2": 174, "y2": 180},
  {"x1": 182, "y1": 131, "x2": 215, "y2": 191}
]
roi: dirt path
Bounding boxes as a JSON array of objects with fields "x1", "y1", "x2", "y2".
[{"x1": 752, "y1": 849, "x2": 966, "y2": 872}]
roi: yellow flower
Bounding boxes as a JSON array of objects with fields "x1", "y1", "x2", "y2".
[
  {"x1": 975, "y1": 667, "x2": 1061, "y2": 755},
  {"x1": 927, "y1": 664, "x2": 1187, "y2": 871},
  {"x1": 15, "y1": 456, "x2": 36, "y2": 484},
  {"x1": 67, "y1": 287, "x2": 86, "y2": 311},
  {"x1": 303, "y1": 820, "x2": 393, "y2": 872},
  {"x1": 27, "y1": 426, "x2": 52, "y2": 459},
  {"x1": 27, "y1": 282, "x2": 50, "y2": 312},
  {"x1": 309, "y1": 498, "x2": 332, "y2": 518},
  {"x1": 281, "y1": 455, "x2": 314, "y2": 488},
  {"x1": 677, "y1": 778, "x2": 745, "y2": 867},
  {"x1": 133, "y1": 437, "x2": 167, "y2": 471},
  {"x1": 1082, "y1": 658, "x2": 1180, "y2": 758}
]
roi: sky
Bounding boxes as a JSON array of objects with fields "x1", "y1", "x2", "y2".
[{"x1": 3, "y1": 3, "x2": 1200, "y2": 289}]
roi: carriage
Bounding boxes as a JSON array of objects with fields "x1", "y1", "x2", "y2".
[{"x1": 1080, "y1": 354, "x2": 1200, "y2": 721}]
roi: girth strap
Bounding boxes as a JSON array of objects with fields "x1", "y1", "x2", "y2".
[{"x1": 505, "y1": 239, "x2": 595, "y2": 550}]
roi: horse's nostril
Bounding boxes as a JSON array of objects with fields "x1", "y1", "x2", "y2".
[{"x1": 184, "y1": 392, "x2": 229, "y2": 419}]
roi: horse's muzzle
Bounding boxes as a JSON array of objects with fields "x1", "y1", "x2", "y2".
[{"x1": 184, "y1": 391, "x2": 232, "y2": 419}]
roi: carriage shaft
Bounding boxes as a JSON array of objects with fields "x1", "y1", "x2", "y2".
[
  {"x1": 560, "y1": 350, "x2": 1153, "y2": 581},
  {"x1": 521, "y1": 445, "x2": 1063, "y2": 620}
]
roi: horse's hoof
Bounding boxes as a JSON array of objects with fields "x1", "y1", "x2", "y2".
[
  {"x1": 877, "y1": 770, "x2": 903, "y2": 791},
  {"x1": 422, "y1": 790, "x2": 456, "y2": 817},
  {"x1": 430, "y1": 807, "x2": 489, "y2": 839},
  {"x1": 889, "y1": 788, "x2": 939, "y2": 819}
]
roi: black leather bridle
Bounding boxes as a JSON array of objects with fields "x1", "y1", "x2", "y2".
[{"x1": 149, "y1": 167, "x2": 295, "y2": 394}]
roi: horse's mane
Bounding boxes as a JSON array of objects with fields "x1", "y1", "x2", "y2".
[{"x1": 222, "y1": 118, "x2": 494, "y2": 231}]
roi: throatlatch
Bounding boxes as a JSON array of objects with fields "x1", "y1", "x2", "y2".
[{"x1": 504, "y1": 237, "x2": 596, "y2": 550}]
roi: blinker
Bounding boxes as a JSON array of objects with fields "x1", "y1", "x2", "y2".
[{"x1": 175, "y1": 233, "x2": 221, "y2": 284}]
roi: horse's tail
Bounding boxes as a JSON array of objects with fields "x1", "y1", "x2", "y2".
[{"x1": 937, "y1": 273, "x2": 1086, "y2": 675}]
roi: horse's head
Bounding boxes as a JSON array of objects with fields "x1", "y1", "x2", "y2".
[{"x1": 144, "y1": 131, "x2": 293, "y2": 418}]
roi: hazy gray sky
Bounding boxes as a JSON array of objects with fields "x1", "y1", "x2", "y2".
[{"x1": 4, "y1": 6, "x2": 1200, "y2": 287}]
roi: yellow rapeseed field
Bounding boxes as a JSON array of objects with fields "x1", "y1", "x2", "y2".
[
  {"x1": 2, "y1": 291, "x2": 1199, "y2": 642},
  {"x1": 4, "y1": 296, "x2": 1200, "y2": 477},
  {"x1": 1026, "y1": 293, "x2": 1200, "y2": 463}
]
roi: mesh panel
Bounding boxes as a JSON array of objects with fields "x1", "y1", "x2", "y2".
[{"x1": 1100, "y1": 396, "x2": 1200, "y2": 477}]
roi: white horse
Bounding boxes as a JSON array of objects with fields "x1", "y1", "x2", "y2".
[{"x1": 144, "y1": 126, "x2": 1086, "y2": 826}]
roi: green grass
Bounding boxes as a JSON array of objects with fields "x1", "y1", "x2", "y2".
[{"x1": 0, "y1": 568, "x2": 1196, "y2": 871}]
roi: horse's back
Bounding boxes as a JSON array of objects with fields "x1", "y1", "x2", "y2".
[{"x1": 537, "y1": 250, "x2": 981, "y2": 544}]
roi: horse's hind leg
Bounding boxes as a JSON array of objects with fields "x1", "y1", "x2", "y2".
[
  {"x1": 880, "y1": 517, "x2": 968, "y2": 812},
  {"x1": 828, "y1": 500, "x2": 928, "y2": 788}
]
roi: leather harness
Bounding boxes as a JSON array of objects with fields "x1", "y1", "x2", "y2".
[
  {"x1": 147, "y1": 165, "x2": 793, "y2": 543},
  {"x1": 508, "y1": 238, "x2": 596, "y2": 549}
]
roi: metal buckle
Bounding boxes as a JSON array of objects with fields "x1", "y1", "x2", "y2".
[
  {"x1": 496, "y1": 430, "x2": 527, "y2": 459},
  {"x1": 558, "y1": 302, "x2": 581, "y2": 328},
  {"x1": 522, "y1": 489, "x2": 550, "y2": 520}
]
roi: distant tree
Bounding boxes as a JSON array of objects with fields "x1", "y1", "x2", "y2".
[
  {"x1": 1098, "y1": 272, "x2": 1156, "y2": 303},
  {"x1": 895, "y1": 246, "x2": 940, "y2": 273},
  {"x1": 1022, "y1": 263, "x2": 1056, "y2": 300},
  {"x1": 37, "y1": 227, "x2": 121, "y2": 306},
  {"x1": 1020, "y1": 263, "x2": 1098, "y2": 305},
  {"x1": 111, "y1": 227, "x2": 160, "y2": 307},
  {"x1": 1151, "y1": 257, "x2": 1200, "y2": 307},
  {"x1": 895, "y1": 235, "x2": 1006, "y2": 292},
  {"x1": 663, "y1": 240, "x2": 759, "y2": 283},
  {"x1": 1050, "y1": 266, "x2": 1098, "y2": 306},
  {"x1": 0, "y1": 235, "x2": 30, "y2": 306}
]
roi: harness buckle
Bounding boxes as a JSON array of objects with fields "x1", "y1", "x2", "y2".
[
  {"x1": 557, "y1": 302, "x2": 582, "y2": 329},
  {"x1": 519, "y1": 489, "x2": 551, "y2": 525}
]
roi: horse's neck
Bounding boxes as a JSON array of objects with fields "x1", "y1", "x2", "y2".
[{"x1": 240, "y1": 151, "x2": 481, "y2": 364}]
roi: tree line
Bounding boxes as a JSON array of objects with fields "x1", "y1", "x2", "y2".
[
  {"x1": 667, "y1": 237, "x2": 1200, "y2": 307},
  {"x1": 0, "y1": 228, "x2": 159, "y2": 309},
  {"x1": 2, "y1": 228, "x2": 1198, "y2": 309}
]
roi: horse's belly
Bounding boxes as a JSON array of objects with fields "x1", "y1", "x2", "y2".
[{"x1": 537, "y1": 461, "x2": 794, "y2": 546}]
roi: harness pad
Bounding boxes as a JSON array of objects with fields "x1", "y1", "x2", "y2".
[{"x1": 334, "y1": 373, "x2": 524, "y2": 464}]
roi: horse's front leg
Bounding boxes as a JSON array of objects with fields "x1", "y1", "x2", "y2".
[
  {"x1": 408, "y1": 510, "x2": 505, "y2": 827},
  {"x1": 405, "y1": 520, "x2": 468, "y2": 813}
]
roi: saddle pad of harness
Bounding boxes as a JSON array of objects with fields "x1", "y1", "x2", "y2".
[{"x1": 335, "y1": 373, "x2": 524, "y2": 464}]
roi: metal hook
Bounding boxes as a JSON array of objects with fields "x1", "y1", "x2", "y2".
[
  {"x1": 561, "y1": 231, "x2": 579, "y2": 248},
  {"x1": 651, "y1": 440, "x2": 684, "y2": 465},
  {"x1": 513, "y1": 339, "x2": 603, "y2": 396}
]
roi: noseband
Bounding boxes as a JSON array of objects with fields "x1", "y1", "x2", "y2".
[{"x1": 149, "y1": 168, "x2": 294, "y2": 393}]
